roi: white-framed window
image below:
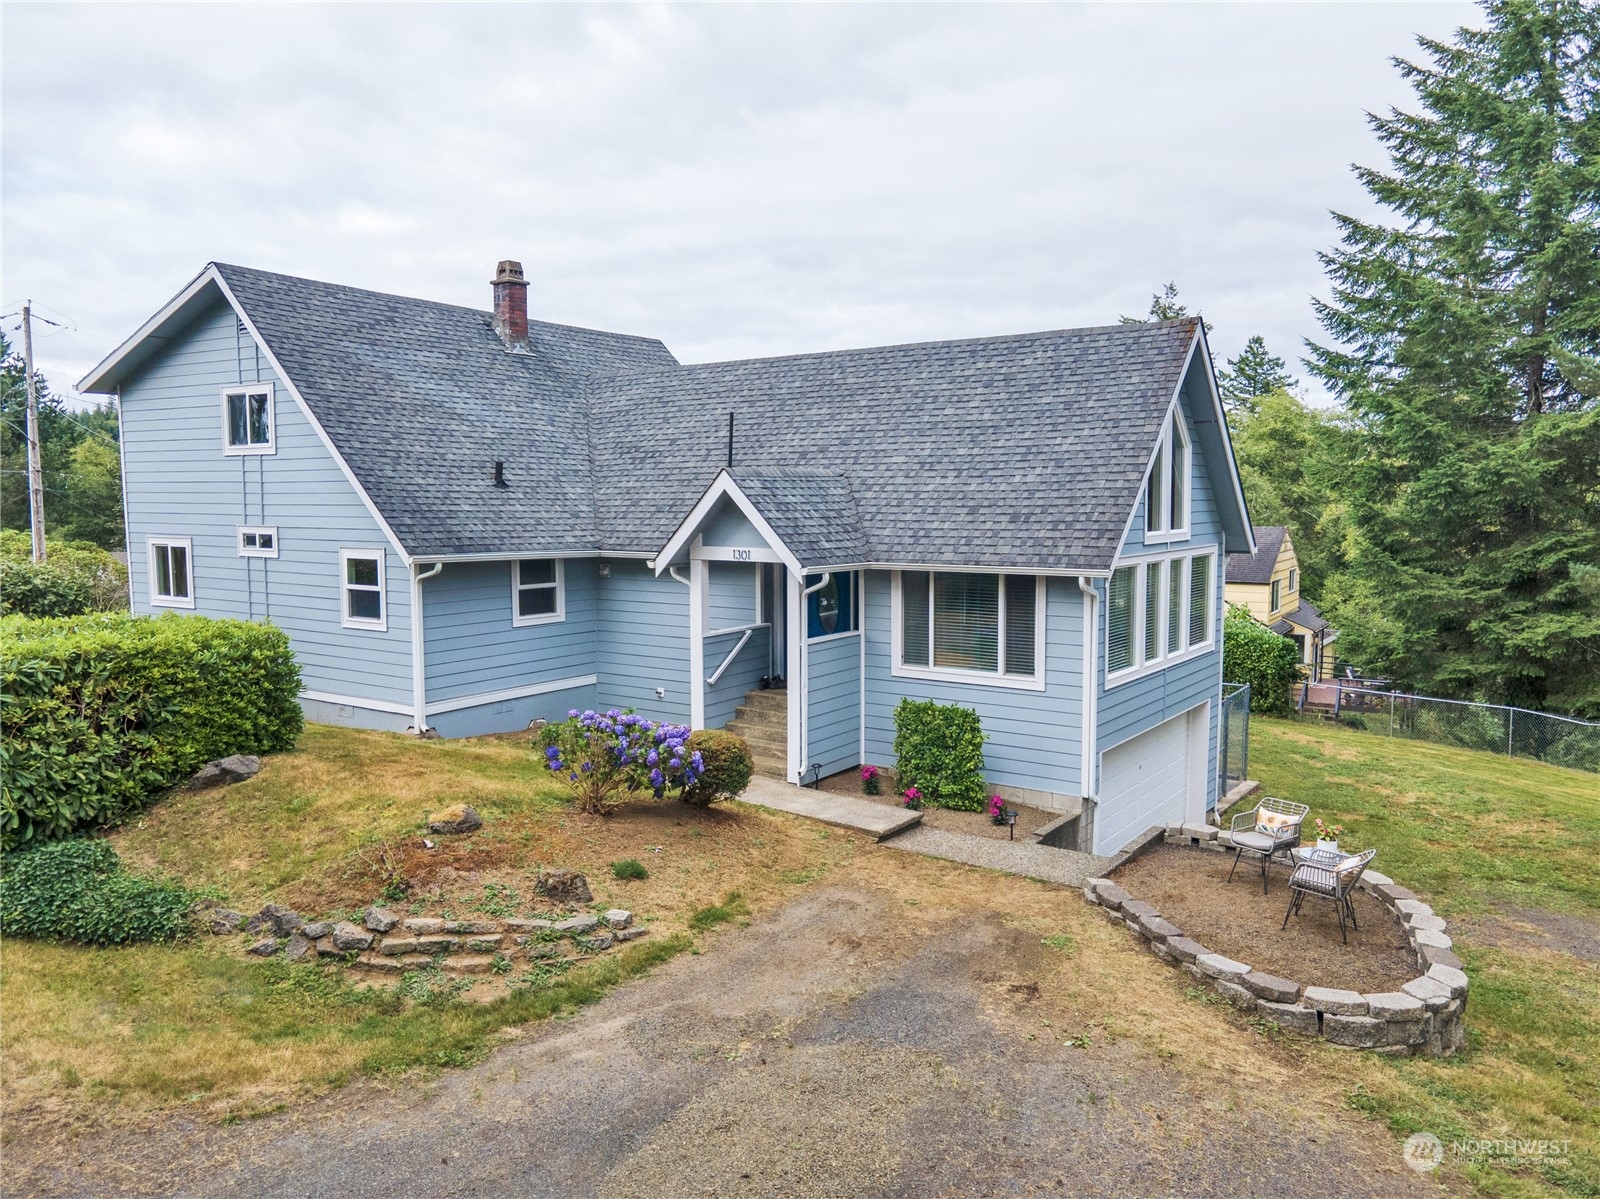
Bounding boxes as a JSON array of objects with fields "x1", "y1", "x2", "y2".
[
  {"x1": 1270, "y1": 577, "x2": 1283, "y2": 612},
  {"x1": 1144, "y1": 408, "x2": 1190, "y2": 541},
  {"x1": 340, "y1": 548, "x2": 387, "y2": 631},
  {"x1": 1288, "y1": 567, "x2": 1299, "y2": 595},
  {"x1": 1106, "y1": 549, "x2": 1215, "y2": 683},
  {"x1": 237, "y1": 525, "x2": 279, "y2": 558},
  {"x1": 512, "y1": 558, "x2": 565, "y2": 626},
  {"x1": 148, "y1": 537, "x2": 194, "y2": 608},
  {"x1": 221, "y1": 384, "x2": 275, "y2": 455},
  {"x1": 893, "y1": 571, "x2": 1044, "y2": 690}
]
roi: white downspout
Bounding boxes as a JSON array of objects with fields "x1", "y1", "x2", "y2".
[
  {"x1": 797, "y1": 572, "x2": 830, "y2": 785},
  {"x1": 1078, "y1": 577, "x2": 1099, "y2": 805},
  {"x1": 410, "y1": 561, "x2": 444, "y2": 734},
  {"x1": 688, "y1": 557, "x2": 705, "y2": 729}
]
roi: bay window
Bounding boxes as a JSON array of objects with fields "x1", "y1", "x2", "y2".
[
  {"x1": 896, "y1": 571, "x2": 1042, "y2": 687},
  {"x1": 1106, "y1": 549, "x2": 1215, "y2": 681}
]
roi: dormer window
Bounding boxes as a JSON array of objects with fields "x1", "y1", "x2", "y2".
[
  {"x1": 1145, "y1": 409, "x2": 1190, "y2": 541},
  {"x1": 222, "y1": 384, "x2": 275, "y2": 455}
]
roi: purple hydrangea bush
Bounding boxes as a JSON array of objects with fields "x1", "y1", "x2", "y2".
[{"x1": 538, "y1": 708, "x2": 704, "y2": 815}]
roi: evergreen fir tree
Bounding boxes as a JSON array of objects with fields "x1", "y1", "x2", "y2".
[
  {"x1": 1218, "y1": 335, "x2": 1297, "y2": 415},
  {"x1": 1306, "y1": 0, "x2": 1600, "y2": 714},
  {"x1": 1120, "y1": 283, "x2": 1211, "y2": 330}
]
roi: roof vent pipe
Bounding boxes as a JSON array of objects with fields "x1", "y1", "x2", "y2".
[
  {"x1": 491, "y1": 260, "x2": 529, "y2": 350},
  {"x1": 493, "y1": 460, "x2": 508, "y2": 487}
]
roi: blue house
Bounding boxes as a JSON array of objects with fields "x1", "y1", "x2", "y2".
[{"x1": 80, "y1": 260, "x2": 1254, "y2": 855}]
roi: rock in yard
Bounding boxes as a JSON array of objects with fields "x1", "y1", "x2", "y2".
[
  {"x1": 331, "y1": 922, "x2": 375, "y2": 952},
  {"x1": 1195, "y1": 953, "x2": 1250, "y2": 980},
  {"x1": 1241, "y1": 971, "x2": 1301, "y2": 1004},
  {"x1": 1419, "y1": 944, "x2": 1465, "y2": 971},
  {"x1": 363, "y1": 906, "x2": 400, "y2": 933},
  {"x1": 403, "y1": 918, "x2": 446, "y2": 935},
  {"x1": 426, "y1": 804, "x2": 482, "y2": 835},
  {"x1": 1137, "y1": 916, "x2": 1182, "y2": 942},
  {"x1": 603, "y1": 909, "x2": 633, "y2": 930},
  {"x1": 1366, "y1": 991, "x2": 1427, "y2": 1021},
  {"x1": 1401, "y1": 976, "x2": 1455, "y2": 1010},
  {"x1": 1163, "y1": 937, "x2": 1207, "y2": 964},
  {"x1": 284, "y1": 932, "x2": 315, "y2": 963},
  {"x1": 577, "y1": 933, "x2": 614, "y2": 952},
  {"x1": 247, "y1": 903, "x2": 304, "y2": 937},
  {"x1": 301, "y1": 921, "x2": 334, "y2": 940},
  {"x1": 553, "y1": 914, "x2": 600, "y2": 935},
  {"x1": 247, "y1": 937, "x2": 282, "y2": 957},
  {"x1": 1322, "y1": 1014, "x2": 1388, "y2": 1048},
  {"x1": 378, "y1": 937, "x2": 421, "y2": 957},
  {"x1": 464, "y1": 936, "x2": 503, "y2": 953},
  {"x1": 615, "y1": 927, "x2": 649, "y2": 943},
  {"x1": 441, "y1": 954, "x2": 495, "y2": 974},
  {"x1": 527, "y1": 942, "x2": 565, "y2": 960},
  {"x1": 1426, "y1": 964, "x2": 1470, "y2": 997},
  {"x1": 502, "y1": 918, "x2": 555, "y2": 933},
  {"x1": 1411, "y1": 927, "x2": 1453, "y2": 950},
  {"x1": 207, "y1": 909, "x2": 246, "y2": 935},
  {"x1": 1303, "y1": 986, "x2": 1369, "y2": 1016},
  {"x1": 536, "y1": 868, "x2": 593, "y2": 906},
  {"x1": 186, "y1": 754, "x2": 263, "y2": 790},
  {"x1": 1255, "y1": 1001, "x2": 1319, "y2": 1035},
  {"x1": 442, "y1": 920, "x2": 498, "y2": 935},
  {"x1": 351, "y1": 953, "x2": 405, "y2": 974}
]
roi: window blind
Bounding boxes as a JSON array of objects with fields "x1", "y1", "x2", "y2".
[
  {"x1": 1107, "y1": 567, "x2": 1135, "y2": 673},
  {"x1": 902, "y1": 571, "x2": 930, "y2": 666},
  {"x1": 1167, "y1": 556, "x2": 1185, "y2": 654},
  {"x1": 1143, "y1": 562, "x2": 1161, "y2": 661},
  {"x1": 933, "y1": 572, "x2": 998, "y2": 672},
  {"x1": 1003, "y1": 576, "x2": 1036, "y2": 676},
  {"x1": 1189, "y1": 554, "x2": 1211, "y2": 645}
]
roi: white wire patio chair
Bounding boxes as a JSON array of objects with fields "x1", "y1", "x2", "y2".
[{"x1": 1281, "y1": 848, "x2": 1378, "y2": 945}]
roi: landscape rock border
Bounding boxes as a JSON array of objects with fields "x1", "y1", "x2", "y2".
[{"x1": 1082, "y1": 826, "x2": 1467, "y2": 1057}]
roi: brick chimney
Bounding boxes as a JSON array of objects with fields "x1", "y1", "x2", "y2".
[{"x1": 491, "y1": 260, "x2": 529, "y2": 349}]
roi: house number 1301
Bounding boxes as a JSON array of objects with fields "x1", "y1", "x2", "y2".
[{"x1": 731, "y1": 549, "x2": 752, "y2": 561}]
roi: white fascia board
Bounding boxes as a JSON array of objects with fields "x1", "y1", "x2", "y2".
[
  {"x1": 77, "y1": 265, "x2": 221, "y2": 393},
  {"x1": 1111, "y1": 333, "x2": 1197, "y2": 561},
  {"x1": 208, "y1": 269, "x2": 415, "y2": 567},
  {"x1": 1191, "y1": 326, "x2": 1257, "y2": 556},
  {"x1": 653, "y1": 471, "x2": 804, "y2": 577}
]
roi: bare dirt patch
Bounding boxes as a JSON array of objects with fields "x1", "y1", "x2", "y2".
[
  {"x1": 1113, "y1": 843, "x2": 1417, "y2": 992},
  {"x1": 1454, "y1": 902, "x2": 1600, "y2": 964},
  {"x1": 817, "y1": 768, "x2": 1059, "y2": 841}
]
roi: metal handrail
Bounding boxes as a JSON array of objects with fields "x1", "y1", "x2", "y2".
[{"x1": 706, "y1": 627, "x2": 754, "y2": 686}]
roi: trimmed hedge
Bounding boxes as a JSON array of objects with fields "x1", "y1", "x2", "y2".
[
  {"x1": 680, "y1": 728, "x2": 754, "y2": 806},
  {"x1": 0, "y1": 531, "x2": 129, "y2": 616},
  {"x1": 0, "y1": 838, "x2": 200, "y2": 945},
  {"x1": 1221, "y1": 605, "x2": 1302, "y2": 716},
  {"x1": 893, "y1": 698, "x2": 987, "y2": 811},
  {"x1": 1, "y1": 612, "x2": 302, "y2": 849}
]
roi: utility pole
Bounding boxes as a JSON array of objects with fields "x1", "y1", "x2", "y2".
[{"x1": 22, "y1": 302, "x2": 46, "y2": 562}]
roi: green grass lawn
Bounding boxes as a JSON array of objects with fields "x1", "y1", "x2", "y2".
[{"x1": 1250, "y1": 717, "x2": 1600, "y2": 1198}]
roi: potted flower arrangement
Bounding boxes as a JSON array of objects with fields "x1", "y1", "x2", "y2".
[
  {"x1": 901, "y1": 786, "x2": 923, "y2": 811},
  {"x1": 987, "y1": 794, "x2": 1007, "y2": 825},
  {"x1": 1313, "y1": 818, "x2": 1345, "y2": 852},
  {"x1": 861, "y1": 765, "x2": 881, "y2": 796}
]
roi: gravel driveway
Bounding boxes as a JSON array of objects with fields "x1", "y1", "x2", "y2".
[{"x1": 12, "y1": 881, "x2": 1440, "y2": 1198}]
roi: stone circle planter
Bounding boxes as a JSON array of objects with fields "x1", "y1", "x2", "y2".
[{"x1": 1082, "y1": 827, "x2": 1468, "y2": 1057}]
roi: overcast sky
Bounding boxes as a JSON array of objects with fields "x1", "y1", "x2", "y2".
[{"x1": 4, "y1": 2, "x2": 1478, "y2": 406}]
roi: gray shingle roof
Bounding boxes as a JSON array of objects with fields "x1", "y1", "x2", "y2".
[
  {"x1": 1225, "y1": 525, "x2": 1288, "y2": 585},
  {"x1": 213, "y1": 264, "x2": 1208, "y2": 570},
  {"x1": 1283, "y1": 599, "x2": 1329, "y2": 633},
  {"x1": 215, "y1": 263, "x2": 676, "y2": 557}
]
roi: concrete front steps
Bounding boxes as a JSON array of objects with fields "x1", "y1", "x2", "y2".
[{"x1": 724, "y1": 687, "x2": 788, "y2": 779}]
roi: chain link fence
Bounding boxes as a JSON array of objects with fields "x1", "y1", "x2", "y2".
[
  {"x1": 1219, "y1": 682, "x2": 1251, "y2": 799},
  {"x1": 1304, "y1": 682, "x2": 1600, "y2": 774}
]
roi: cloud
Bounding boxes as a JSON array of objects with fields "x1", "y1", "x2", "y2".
[{"x1": 1, "y1": 2, "x2": 1478, "y2": 402}]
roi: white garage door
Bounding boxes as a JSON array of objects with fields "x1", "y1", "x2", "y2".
[{"x1": 1095, "y1": 710, "x2": 1196, "y2": 855}]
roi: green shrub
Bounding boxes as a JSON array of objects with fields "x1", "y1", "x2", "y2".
[
  {"x1": 0, "y1": 838, "x2": 200, "y2": 945},
  {"x1": 679, "y1": 728, "x2": 754, "y2": 806},
  {"x1": 0, "y1": 612, "x2": 303, "y2": 849},
  {"x1": 1222, "y1": 605, "x2": 1301, "y2": 716},
  {"x1": 892, "y1": 698, "x2": 987, "y2": 811},
  {"x1": 610, "y1": 858, "x2": 649, "y2": 881},
  {"x1": 0, "y1": 531, "x2": 128, "y2": 615}
]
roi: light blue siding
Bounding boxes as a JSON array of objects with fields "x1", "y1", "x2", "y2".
[
  {"x1": 1096, "y1": 380, "x2": 1228, "y2": 816},
  {"x1": 699, "y1": 500, "x2": 763, "y2": 548},
  {"x1": 863, "y1": 572, "x2": 1086, "y2": 807},
  {"x1": 119, "y1": 299, "x2": 414, "y2": 725},
  {"x1": 704, "y1": 625, "x2": 772, "y2": 729},
  {"x1": 422, "y1": 559, "x2": 598, "y2": 702},
  {"x1": 805, "y1": 633, "x2": 861, "y2": 778},
  {"x1": 595, "y1": 559, "x2": 692, "y2": 725},
  {"x1": 426, "y1": 681, "x2": 599, "y2": 739},
  {"x1": 706, "y1": 561, "x2": 761, "y2": 630}
]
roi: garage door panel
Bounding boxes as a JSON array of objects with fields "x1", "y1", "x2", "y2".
[{"x1": 1095, "y1": 712, "x2": 1191, "y2": 855}]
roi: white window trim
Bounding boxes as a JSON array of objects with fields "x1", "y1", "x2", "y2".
[
  {"x1": 220, "y1": 383, "x2": 276, "y2": 456},
  {"x1": 340, "y1": 547, "x2": 388, "y2": 632},
  {"x1": 1105, "y1": 548, "x2": 1217, "y2": 689},
  {"x1": 805, "y1": 570, "x2": 861, "y2": 643},
  {"x1": 890, "y1": 571, "x2": 1047, "y2": 692},
  {"x1": 1143, "y1": 409, "x2": 1192, "y2": 545},
  {"x1": 511, "y1": 557, "x2": 566, "y2": 627},
  {"x1": 147, "y1": 536, "x2": 195, "y2": 609},
  {"x1": 237, "y1": 525, "x2": 279, "y2": 559}
]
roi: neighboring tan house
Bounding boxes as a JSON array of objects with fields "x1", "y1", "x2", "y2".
[
  {"x1": 79, "y1": 259, "x2": 1258, "y2": 856},
  {"x1": 1225, "y1": 526, "x2": 1337, "y2": 680}
]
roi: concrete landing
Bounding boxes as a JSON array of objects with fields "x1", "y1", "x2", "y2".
[
  {"x1": 741, "y1": 776, "x2": 923, "y2": 841},
  {"x1": 884, "y1": 826, "x2": 1113, "y2": 888}
]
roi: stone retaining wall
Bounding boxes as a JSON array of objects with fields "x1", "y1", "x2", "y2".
[
  {"x1": 1083, "y1": 827, "x2": 1468, "y2": 1057},
  {"x1": 215, "y1": 903, "x2": 648, "y2": 975}
]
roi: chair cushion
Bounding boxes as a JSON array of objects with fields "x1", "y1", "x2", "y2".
[
  {"x1": 1336, "y1": 854, "x2": 1366, "y2": 884},
  {"x1": 1256, "y1": 808, "x2": 1298, "y2": 837},
  {"x1": 1230, "y1": 830, "x2": 1277, "y2": 853}
]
